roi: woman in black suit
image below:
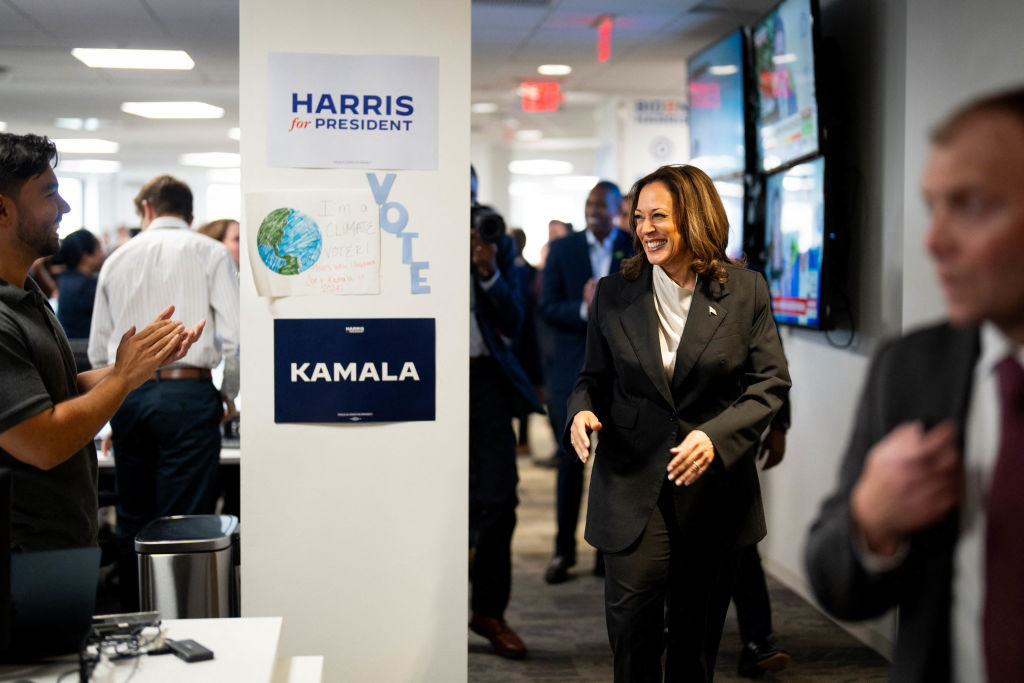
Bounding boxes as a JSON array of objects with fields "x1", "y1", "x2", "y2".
[{"x1": 567, "y1": 165, "x2": 790, "y2": 681}]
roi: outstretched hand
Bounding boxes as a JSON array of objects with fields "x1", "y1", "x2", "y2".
[{"x1": 569, "y1": 410, "x2": 602, "y2": 463}]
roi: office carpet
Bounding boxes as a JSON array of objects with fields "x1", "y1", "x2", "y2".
[{"x1": 469, "y1": 418, "x2": 890, "y2": 682}]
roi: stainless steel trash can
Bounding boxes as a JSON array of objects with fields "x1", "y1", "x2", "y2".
[{"x1": 135, "y1": 514, "x2": 240, "y2": 619}]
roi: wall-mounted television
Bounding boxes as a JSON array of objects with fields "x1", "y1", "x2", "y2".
[
  {"x1": 764, "y1": 155, "x2": 827, "y2": 328},
  {"x1": 687, "y1": 29, "x2": 747, "y2": 179},
  {"x1": 713, "y1": 178, "x2": 746, "y2": 260},
  {"x1": 752, "y1": 0, "x2": 822, "y2": 172}
]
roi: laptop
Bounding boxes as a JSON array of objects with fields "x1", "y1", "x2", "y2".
[{"x1": 2, "y1": 546, "x2": 101, "y2": 662}]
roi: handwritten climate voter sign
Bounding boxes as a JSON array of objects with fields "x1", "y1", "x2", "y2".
[
  {"x1": 246, "y1": 189, "x2": 380, "y2": 297},
  {"x1": 266, "y1": 52, "x2": 439, "y2": 170},
  {"x1": 274, "y1": 318, "x2": 435, "y2": 423}
]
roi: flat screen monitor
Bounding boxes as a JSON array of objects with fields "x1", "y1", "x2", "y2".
[
  {"x1": 764, "y1": 156, "x2": 826, "y2": 327},
  {"x1": 752, "y1": 0, "x2": 821, "y2": 172},
  {"x1": 713, "y1": 178, "x2": 745, "y2": 260},
  {"x1": 687, "y1": 29, "x2": 747, "y2": 178}
]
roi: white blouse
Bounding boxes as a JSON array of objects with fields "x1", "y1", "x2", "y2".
[{"x1": 651, "y1": 265, "x2": 694, "y2": 381}]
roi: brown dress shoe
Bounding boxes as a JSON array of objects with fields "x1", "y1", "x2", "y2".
[{"x1": 469, "y1": 614, "x2": 527, "y2": 659}]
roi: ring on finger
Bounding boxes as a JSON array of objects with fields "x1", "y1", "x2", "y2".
[{"x1": 691, "y1": 460, "x2": 701, "y2": 470}]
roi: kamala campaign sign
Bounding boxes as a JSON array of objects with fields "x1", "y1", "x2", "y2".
[
  {"x1": 274, "y1": 318, "x2": 435, "y2": 423},
  {"x1": 267, "y1": 53, "x2": 438, "y2": 170}
]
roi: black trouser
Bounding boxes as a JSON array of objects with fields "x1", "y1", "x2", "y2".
[
  {"x1": 469, "y1": 358, "x2": 518, "y2": 618},
  {"x1": 603, "y1": 483, "x2": 740, "y2": 682},
  {"x1": 111, "y1": 378, "x2": 221, "y2": 611},
  {"x1": 732, "y1": 544, "x2": 772, "y2": 645}
]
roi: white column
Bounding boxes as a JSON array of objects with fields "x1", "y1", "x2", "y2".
[{"x1": 239, "y1": 2, "x2": 470, "y2": 681}]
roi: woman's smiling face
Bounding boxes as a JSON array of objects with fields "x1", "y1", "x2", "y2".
[{"x1": 635, "y1": 181, "x2": 690, "y2": 282}]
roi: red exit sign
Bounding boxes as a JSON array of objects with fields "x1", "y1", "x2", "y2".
[{"x1": 521, "y1": 82, "x2": 561, "y2": 112}]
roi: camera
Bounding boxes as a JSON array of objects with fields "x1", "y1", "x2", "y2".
[{"x1": 471, "y1": 203, "x2": 506, "y2": 244}]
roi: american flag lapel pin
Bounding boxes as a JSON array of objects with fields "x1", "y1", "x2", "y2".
[{"x1": 709, "y1": 305, "x2": 717, "y2": 317}]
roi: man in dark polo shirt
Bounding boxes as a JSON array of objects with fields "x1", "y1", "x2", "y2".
[{"x1": 0, "y1": 133, "x2": 202, "y2": 551}]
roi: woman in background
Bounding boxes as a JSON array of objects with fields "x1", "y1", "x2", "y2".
[
  {"x1": 197, "y1": 218, "x2": 240, "y2": 269},
  {"x1": 567, "y1": 165, "x2": 790, "y2": 681},
  {"x1": 51, "y1": 228, "x2": 104, "y2": 370}
]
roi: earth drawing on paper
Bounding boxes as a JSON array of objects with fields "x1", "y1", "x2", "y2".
[{"x1": 256, "y1": 207, "x2": 323, "y2": 275}]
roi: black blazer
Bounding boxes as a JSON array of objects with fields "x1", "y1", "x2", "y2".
[
  {"x1": 565, "y1": 262, "x2": 791, "y2": 553},
  {"x1": 805, "y1": 323, "x2": 978, "y2": 683},
  {"x1": 541, "y1": 229, "x2": 634, "y2": 396}
]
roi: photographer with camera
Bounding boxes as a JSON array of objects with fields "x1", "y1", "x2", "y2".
[{"x1": 468, "y1": 168, "x2": 542, "y2": 659}]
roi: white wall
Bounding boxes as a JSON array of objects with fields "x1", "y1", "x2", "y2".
[{"x1": 239, "y1": 2, "x2": 470, "y2": 681}]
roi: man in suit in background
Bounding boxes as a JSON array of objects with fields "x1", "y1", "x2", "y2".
[
  {"x1": 540, "y1": 180, "x2": 633, "y2": 584},
  {"x1": 805, "y1": 87, "x2": 1024, "y2": 683}
]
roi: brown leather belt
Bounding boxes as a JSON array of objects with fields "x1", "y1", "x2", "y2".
[{"x1": 154, "y1": 367, "x2": 211, "y2": 381}]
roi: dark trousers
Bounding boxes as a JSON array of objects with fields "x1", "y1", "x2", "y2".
[
  {"x1": 732, "y1": 544, "x2": 772, "y2": 645},
  {"x1": 603, "y1": 483, "x2": 739, "y2": 682},
  {"x1": 469, "y1": 359, "x2": 518, "y2": 618},
  {"x1": 111, "y1": 378, "x2": 222, "y2": 611},
  {"x1": 547, "y1": 386, "x2": 584, "y2": 561}
]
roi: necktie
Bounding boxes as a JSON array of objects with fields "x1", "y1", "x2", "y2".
[{"x1": 984, "y1": 355, "x2": 1024, "y2": 683}]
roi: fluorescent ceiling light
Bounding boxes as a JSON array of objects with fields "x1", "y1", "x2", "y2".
[
  {"x1": 772, "y1": 53, "x2": 797, "y2": 65},
  {"x1": 55, "y1": 117, "x2": 101, "y2": 131},
  {"x1": 515, "y1": 129, "x2": 543, "y2": 142},
  {"x1": 228, "y1": 127, "x2": 241, "y2": 141},
  {"x1": 53, "y1": 138, "x2": 119, "y2": 154},
  {"x1": 57, "y1": 159, "x2": 122, "y2": 174},
  {"x1": 538, "y1": 64, "x2": 572, "y2": 76},
  {"x1": 72, "y1": 48, "x2": 194, "y2": 70},
  {"x1": 179, "y1": 152, "x2": 240, "y2": 168},
  {"x1": 708, "y1": 65, "x2": 739, "y2": 76},
  {"x1": 508, "y1": 159, "x2": 573, "y2": 175},
  {"x1": 121, "y1": 102, "x2": 224, "y2": 119},
  {"x1": 471, "y1": 102, "x2": 499, "y2": 114}
]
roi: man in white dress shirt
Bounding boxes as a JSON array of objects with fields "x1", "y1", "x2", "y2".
[
  {"x1": 805, "y1": 87, "x2": 1024, "y2": 683},
  {"x1": 89, "y1": 174, "x2": 239, "y2": 610}
]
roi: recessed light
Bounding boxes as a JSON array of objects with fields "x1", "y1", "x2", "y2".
[
  {"x1": 538, "y1": 64, "x2": 572, "y2": 76},
  {"x1": 57, "y1": 159, "x2": 122, "y2": 174},
  {"x1": 72, "y1": 48, "x2": 194, "y2": 70},
  {"x1": 471, "y1": 102, "x2": 499, "y2": 114},
  {"x1": 53, "y1": 138, "x2": 119, "y2": 154},
  {"x1": 508, "y1": 159, "x2": 573, "y2": 175},
  {"x1": 179, "y1": 152, "x2": 240, "y2": 168},
  {"x1": 227, "y1": 127, "x2": 241, "y2": 141},
  {"x1": 0, "y1": 121, "x2": 7, "y2": 132},
  {"x1": 121, "y1": 102, "x2": 224, "y2": 119},
  {"x1": 515, "y1": 129, "x2": 543, "y2": 142}
]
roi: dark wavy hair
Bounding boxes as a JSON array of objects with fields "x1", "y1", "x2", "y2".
[
  {"x1": 620, "y1": 164, "x2": 741, "y2": 284},
  {"x1": 0, "y1": 133, "x2": 58, "y2": 198},
  {"x1": 51, "y1": 228, "x2": 100, "y2": 270}
]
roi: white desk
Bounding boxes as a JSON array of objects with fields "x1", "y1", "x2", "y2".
[{"x1": 0, "y1": 617, "x2": 322, "y2": 683}]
